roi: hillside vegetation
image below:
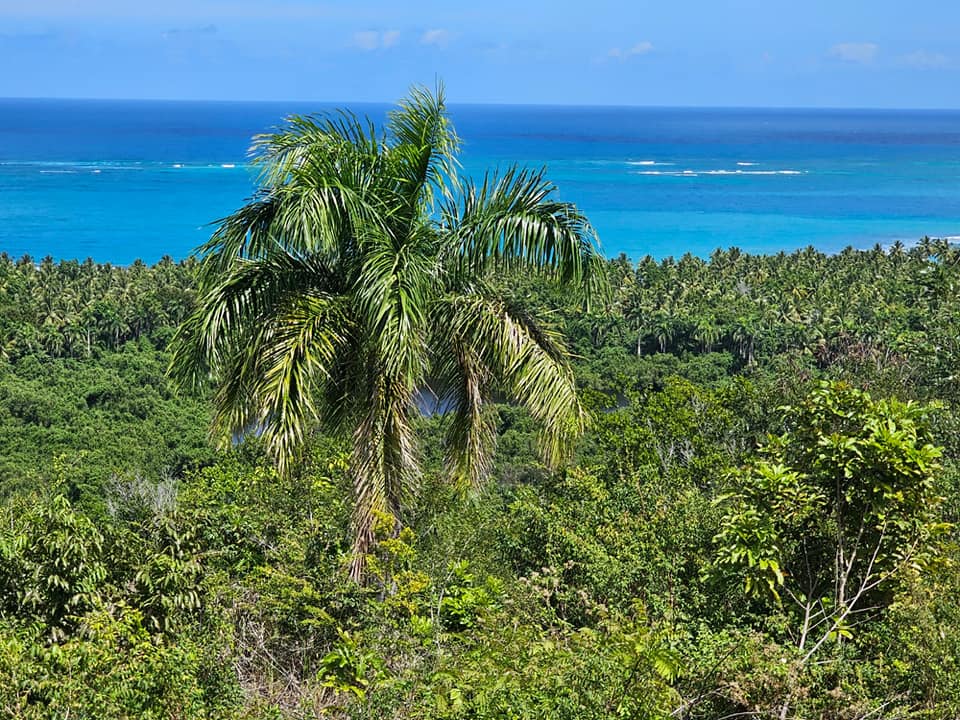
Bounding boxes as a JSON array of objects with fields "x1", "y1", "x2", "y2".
[{"x1": 2, "y1": 240, "x2": 960, "y2": 718}]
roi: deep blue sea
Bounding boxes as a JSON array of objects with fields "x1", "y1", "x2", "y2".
[{"x1": 2, "y1": 98, "x2": 960, "y2": 264}]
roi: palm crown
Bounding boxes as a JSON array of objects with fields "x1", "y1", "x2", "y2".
[{"x1": 169, "y1": 85, "x2": 606, "y2": 577}]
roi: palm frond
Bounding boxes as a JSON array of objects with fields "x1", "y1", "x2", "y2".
[
  {"x1": 436, "y1": 291, "x2": 585, "y2": 472},
  {"x1": 193, "y1": 194, "x2": 283, "y2": 276},
  {"x1": 196, "y1": 116, "x2": 391, "y2": 277},
  {"x1": 428, "y1": 305, "x2": 498, "y2": 488},
  {"x1": 443, "y1": 166, "x2": 608, "y2": 308},
  {"x1": 354, "y1": 223, "x2": 437, "y2": 383},
  {"x1": 252, "y1": 111, "x2": 382, "y2": 187},
  {"x1": 212, "y1": 292, "x2": 352, "y2": 473},
  {"x1": 168, "y1": 254, "x2": 351, "y2": 474},
  {"x1": 387, "y1": 82, "x2": 461, "y2": 212},
  {"x1": 169, "y1": 252, "x2": 341, "y2": 382}
]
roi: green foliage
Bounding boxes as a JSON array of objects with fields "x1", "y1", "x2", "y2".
[
  {"x1": 0, "y1": 254, "x2": 197, "y2": 363},
  {"x1": 414, "y1": 603, "x2": 680, "y2": 720},
  {"x1": 9, "y1": 230, "x2": 960, "y2": 716},
  {"x1": 318, "y1": 629, "x2": 385, "y2": 700},
  {"x1": 716, "y1": 381, "x2": 948, "y2": 617},
  {"x1": 0, "y1": 349, "x2": 213, "y2": 501},
  {"x1": 0, "y1": 605, "x2": 224, "y2": 720},
  {"x1": 863, "y1": 566, "x2": 960, "y2": 716},
  {"x1": 438, "y1": 561, "x2": 501, "y2": 631},
  {"x1": 169, "y1": 84, "x2": 607, "y2": 579},
  {"x1": 0, "y1": 486, "x2": 239, "y2": 718},
  {"x1": 132, "y1": 516, "x2": 205, "y2": 633},
  {"x1": 715, "y1": 461, "x2": 821, "y2": 599},
  {"x1": 712, "y1": 381, "x2": 951, "y2": 717},
  {"x1": 583, "y1": 377, "x2": 755, "y2": 482},
  {"x1": 1, "y1": 493, "x2": 107, "y2": 640}
]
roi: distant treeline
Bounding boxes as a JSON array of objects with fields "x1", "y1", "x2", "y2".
[
  {"x1": 0, "y1": 254, "x2": 197, "y2": 360},
  {"x1": 5, "y1": 236, "x2": 957, "y2": 374}
]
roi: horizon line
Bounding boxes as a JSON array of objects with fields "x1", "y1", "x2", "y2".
[{"x1": 1, "y1": 94, "x2": 958, "y2": 113}]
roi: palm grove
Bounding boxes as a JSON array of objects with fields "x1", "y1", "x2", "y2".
[{"x1": 0, "y1": 87, "x2": 958, "y2": 718}]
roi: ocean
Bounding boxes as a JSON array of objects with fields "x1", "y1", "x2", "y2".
[{"x1": 2, "y1": 99, "x2": 960, "y2": 264}]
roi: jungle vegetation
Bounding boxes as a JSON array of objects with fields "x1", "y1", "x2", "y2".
[
  {"x1": 2, "y1": 90, "x2": 960, "y2": 718},
  {"x1": 2, "y1": 237, "x2": 960, "y2": 718}
]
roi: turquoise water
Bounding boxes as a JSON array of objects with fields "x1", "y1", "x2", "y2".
[{"x1": 2, "y1": 99, "x2": 960, "y2": 263}]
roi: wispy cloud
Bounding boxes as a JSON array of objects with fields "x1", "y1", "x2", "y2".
[
  {"x1": 828, "y1": 42, "x2": 878, "y2": 64},
  {"x1": 382, "y1": 30, "x2": 399, "y2": 48},
  {"x1": 161, "y1": 24, "x2": 217, "y2": 40},
  {"x1": 899, "y1": 50, "x2": 948, "y2": 68},
  {"x1": 352, "y1": 29, "x2": 399, "y2": 51},
  {"x1": 608, "y1": 41, "x2": 654, "y2": 61},
  {"x1": 420, "y1": 28, "x2": 451, "y2": 47}
]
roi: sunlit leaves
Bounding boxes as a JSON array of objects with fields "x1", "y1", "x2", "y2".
[{"x1": 714, "y1": 381, "x2": 949, "y2": 658}]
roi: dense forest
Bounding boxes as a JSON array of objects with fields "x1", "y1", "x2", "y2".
[{"x1": 2, "y1": 238, "x2": 960, "y2": 718}]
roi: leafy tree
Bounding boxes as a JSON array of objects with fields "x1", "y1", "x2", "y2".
[
  {"x1": 0, "y1": 492, "x2": 107, "y2": 641},
  {"x1": 715, "y1": 381, "x2": 950, "y2": 717},
  {"x1": 169, "y1": 85, "x2": 606, "y2": 578}
]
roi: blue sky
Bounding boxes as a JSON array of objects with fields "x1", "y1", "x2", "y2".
[{"x1": 0, "y1": 0, "x2": 957, "y2": 107}]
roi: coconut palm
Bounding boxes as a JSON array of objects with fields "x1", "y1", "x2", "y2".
[{"x1": 168, "y1": 85, "x2": 606, "y2": 579}]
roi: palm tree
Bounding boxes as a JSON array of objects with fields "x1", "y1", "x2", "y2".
[
  {"x1": 692, "y1": 316, "x2": 720, "y2": 353},
  {"x1": 731, "y1": 315, "x2": 759, "y2": 366},
  {"x1": 168, "y1": 86, "x2": 606, "y2": 579},
  {"x1": 649, "y1": 309, "x2": 677, "y2": 354}
]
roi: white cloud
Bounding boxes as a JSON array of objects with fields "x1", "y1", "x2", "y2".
[
  {"x1": 351, "y1": 29, "x2": 400, "y2": 51},
  {"x1": 608, "y1": 41, "x2": 654, "y2": 60},
  {"x1": 900, "y1": 50, "x2": 948, "y2": 68},
  {"x1": 420, "y1": 28, "x2": 451, "y2": 47},
  {"x1": 828, "y1": 42, "x2": 878, "y2": 64},
  {"x1": 352, "y1": 30, "x2": 379, "y2": 50},
  {"x1": 382, "y1": 29, "x2": 400, "y2": 48}
]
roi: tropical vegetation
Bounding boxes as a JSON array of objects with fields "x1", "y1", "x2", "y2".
[{"x1": 2, "y1": 100, "x2": 960, "y2": 717}]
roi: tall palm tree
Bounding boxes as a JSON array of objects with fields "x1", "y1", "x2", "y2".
[{"x1": 168, "y1": 85, "x2": 606, "y2": 579}]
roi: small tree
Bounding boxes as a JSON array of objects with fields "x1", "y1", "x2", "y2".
[{"x1": 715, "y1": 381, "x2": 950, "y2": 716}]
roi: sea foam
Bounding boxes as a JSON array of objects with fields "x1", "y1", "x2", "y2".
[
  {"x1": 631, "y1": 168, "x2": 804, "y2": 177},
  {"x1": 626, "y1": 160, "x2": 674, "y2": 166}
]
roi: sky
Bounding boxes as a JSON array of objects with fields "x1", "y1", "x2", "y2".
[{"x1": 0, "y1": 0, "x2": 957, "y2": 108}]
